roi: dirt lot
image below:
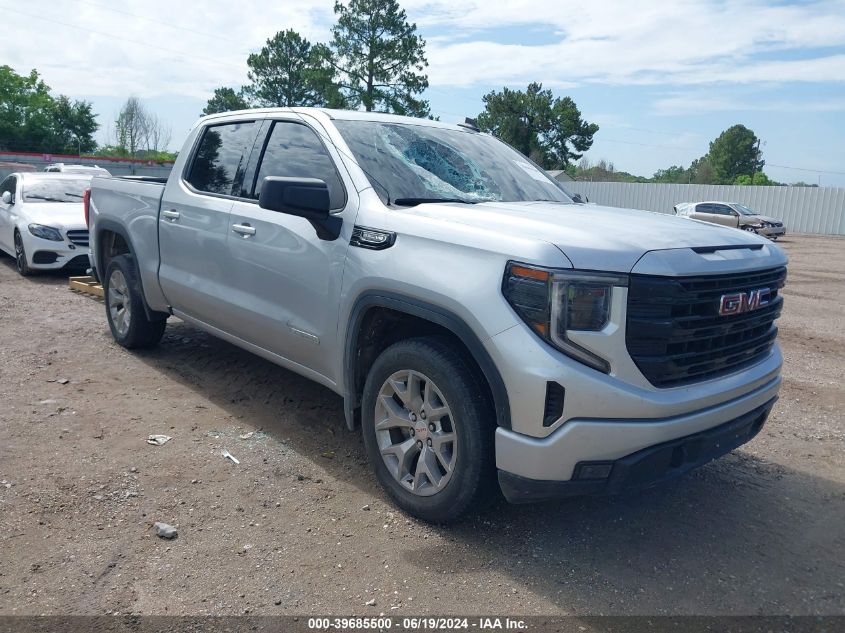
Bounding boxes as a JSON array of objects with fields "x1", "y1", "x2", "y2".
[{"x1": 0, "y1": 234, "x2": 843, "y2": 617}]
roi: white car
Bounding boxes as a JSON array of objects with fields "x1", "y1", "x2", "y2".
[
  {"x1": 0, "y1": 172, "x2": 92, "y2": 276},
  {"x1": 44, "y1": 163, "x2": 111, "y2": 177}
]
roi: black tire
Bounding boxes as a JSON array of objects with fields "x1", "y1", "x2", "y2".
[
  {"x1": 361, "y1": 337, "x2": 495, "y2": 523},
  {"x1": 103, "y1": 254, "x2": 167, "y2": 349},
  {"x1": 13, "y1": 231, "x2": 33, "y2": 277}
]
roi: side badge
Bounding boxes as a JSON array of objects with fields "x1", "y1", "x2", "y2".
[{"x1": 350, "y1": 226, "x2": 396, "y2": 250}]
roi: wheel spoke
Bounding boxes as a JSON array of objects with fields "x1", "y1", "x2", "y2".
[
  {"x1": 375, "y1": 394, "x2": 413, "y2": 431},
  {"x1": 431, "y1": 432, "x2": 456, "y2": 472},
  {"x1": 381, "y1": 437, "x2": 419, "y2": 479}
]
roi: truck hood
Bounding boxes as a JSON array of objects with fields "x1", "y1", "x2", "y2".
[
  {"x1": 404, "y1": 200, "x2": 774, "y2": 272},
  {"x1": 19, "y1": 202, "x2": 86, "y2": 230}
]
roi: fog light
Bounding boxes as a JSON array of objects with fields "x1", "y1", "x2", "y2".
[{"x1": 574, "y1": 462, "x2": 613, "y2": 480}]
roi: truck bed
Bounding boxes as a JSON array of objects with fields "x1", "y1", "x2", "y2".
[{"x1": 89, "y1": 174, "x2": 168, "y2": 311}]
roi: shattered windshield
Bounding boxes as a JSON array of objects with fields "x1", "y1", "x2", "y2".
[{"x1": 333, "y1": 120, "x2": 573, "y2": 205}]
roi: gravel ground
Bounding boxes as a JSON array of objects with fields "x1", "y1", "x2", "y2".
[{"x1": 0, "y1": 234, "x2": 843, "y2": 616}]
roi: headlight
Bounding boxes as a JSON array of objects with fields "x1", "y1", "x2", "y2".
[
  {"x1": 28, "y1": 224, "x2": 63, "y2": 241},
  {"x1": 502, "y1": 262, "x2": 627, "y2": 373}
]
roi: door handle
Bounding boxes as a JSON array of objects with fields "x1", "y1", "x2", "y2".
[
  {"x1": 162, "y1": 209, "x2": 180, "y2": 221},
  {"x1": 232, "y1": 223, "x2": 256, "y2": 237}
]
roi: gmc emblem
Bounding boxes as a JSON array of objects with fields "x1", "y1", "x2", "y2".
[{"x1": 718, "y1": 288, "x2": 771, "y2": 316}]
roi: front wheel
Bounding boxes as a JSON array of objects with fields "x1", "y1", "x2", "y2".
[
  {"x1": 13, "y1": 231, "x2": 32, "y2": 276},
  {"x1": 361, "y1": 337, "x2": 495, "y2": 523},
  {"x1": 743, "y1": 226, "x2": 757, "y2": 233},
  {"x1": 104, "y1": 254, "x2": 166, "y2": 349}
]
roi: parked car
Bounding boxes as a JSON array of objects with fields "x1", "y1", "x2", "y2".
[
  {"x1": 44, "y1": 163, "x2": 111, "y2": 177},
  {"x1": 88, "y1": 108, "x2": 787, "y2": 522},
  {"x1": 0, "y1": 173, "x2": 92, "y2": 275},
  {"x1": 674, "y1": 201, "x2": 786, "y2": 239}
]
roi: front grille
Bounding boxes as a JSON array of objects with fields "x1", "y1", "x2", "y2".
[
  {"x1": 66, "y1": 229, "x2": 89, "y2": 247},
  {"x1": 626, "y1": 267, "x2": 786, "y2": 387}
]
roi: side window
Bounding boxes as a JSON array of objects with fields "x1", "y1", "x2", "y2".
[
  {"x1": 252, "y1": 121, "x2": 346, "y2": 210},
  {"x1": 1, "y1": 176, "x2": 16, "y2": 200},
  {"x1": 186, "y1": 122, "x2": 256, "y2": 196},
  {"x1": 715, "y1": 204, "x2": 734, "y2": 216},
  {"x1": 695, "y1": 203, "x2": 712, "y2": 214}
]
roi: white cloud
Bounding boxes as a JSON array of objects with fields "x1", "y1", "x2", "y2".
[
  {"x1": 654, "y1": 92, "x2": 845, "y2": 115},
  {"x1": 1, "y1": 0, "x2": 843, "y2": 101},
  {"x1": 418, "y1": 0, "x2": 845, "y2": 87}
]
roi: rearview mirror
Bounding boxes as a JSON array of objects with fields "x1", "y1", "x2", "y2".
[
  {"x1": 1, "y1": 191, "x2": 11, "y2": 204},
  {"x1": 258, "y1": 177, "x2": 340, "y2": 241}
]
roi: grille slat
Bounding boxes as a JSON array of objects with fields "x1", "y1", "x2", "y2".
[
  {"x1": 66, "y1": 229, "x2": 89, "y2": 247},
  {"x1": 626, "y1": 266, "x2": 786, "y2": 387}
]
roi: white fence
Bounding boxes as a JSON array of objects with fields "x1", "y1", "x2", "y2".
[{"x1": 570, "y1": 182, "x2": 845, "y2": 236}]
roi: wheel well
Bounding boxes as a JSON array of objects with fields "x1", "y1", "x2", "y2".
[
  {"x1": 348, "y1": 306, "x2": 496, "y2": 428},
  {"x1": 98, "y1": 230, "x2": 131, "y2": 272}
]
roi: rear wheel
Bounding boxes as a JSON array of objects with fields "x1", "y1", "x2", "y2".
[
  {"x1": 13, "y1": 231, "x2": 32, "y2": 277},
  {"x1": 104, "y1": 254, "x2": 166, "y2": 349},
  {"x1": 361, "y1": 337, "x2": 495, "y2": 523}
]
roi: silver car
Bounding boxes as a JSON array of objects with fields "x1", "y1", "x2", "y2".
[{"x1": 674, "y1": 201, "x2": 786, "y2": 239}]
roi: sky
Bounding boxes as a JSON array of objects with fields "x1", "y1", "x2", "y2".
[{"x1": 3, "y1": 0, "x2": 845, "y2": 186}]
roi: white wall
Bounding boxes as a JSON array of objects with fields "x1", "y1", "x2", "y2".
[{"x1": 572, "y1": 182, "x2": 845, "y2": 235}]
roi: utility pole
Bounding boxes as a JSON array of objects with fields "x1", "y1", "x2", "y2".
[{"x1": 749, "y1": 137, "x2": 762, "y2": 185}]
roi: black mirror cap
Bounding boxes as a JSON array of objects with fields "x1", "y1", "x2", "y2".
[{"x1": 259, "y1": 176, "x2": 331, "y2": 220}]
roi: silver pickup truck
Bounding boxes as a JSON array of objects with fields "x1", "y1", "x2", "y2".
[{"x1": 87, "y1": 108, "x2": 787, "y2": 522}]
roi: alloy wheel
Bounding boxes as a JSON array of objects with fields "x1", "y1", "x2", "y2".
[
  {"x1": 13, "y1": 233, "x2": 25, "y2": 273},
  {"x1": 374, "y1": 369, "x2": 457, "y2": 496},
  {"x1": 108, "y1": 269, "x2": 132, "y2": 337}
]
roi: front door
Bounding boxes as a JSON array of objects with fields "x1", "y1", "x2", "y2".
[
  {"x1": 224, "y1": 116, "x2": 357, "y2": 381},
  {"x1": 0, "y1": 175, "x2": 17, "y2": 253},
  {"x1": 711, "y1": 203, "x2": 740, "y2": 227},
  {"x1": 157, "y1": 119, "x2": 261, "y2": 329}
]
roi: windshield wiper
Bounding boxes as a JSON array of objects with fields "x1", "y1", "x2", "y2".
[
  {"x1": 393, "y1": 197, "x2": 478, "y2": 207},
  {"x1": 25, "y1": 195, "x2": 63, "y2": 202},
  {"x1": 64, "y1": 192, "x2": 84, "y2": 198}
]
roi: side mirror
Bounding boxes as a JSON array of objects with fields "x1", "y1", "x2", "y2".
[
  {"x1": 571, "y1": 193, "x2": 587, "y2": 204},
  {"x1": 258, "y1": 177, "x2": 340, "y2": 240},
  {"x1": 1, "y1": 191, "x2": 11, "y2": 204}
]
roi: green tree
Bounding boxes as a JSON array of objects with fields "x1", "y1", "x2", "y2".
[
  {"x1": 707, "y1": 124, "x2": 764, "y2": 184},
  {"x1": 50, "y1": 95, "x2": 98, "y2": 154},
  {"x1": 0, "y1": 66, "x2": 98, "y2": 154},
  {"x1": 202, "y1": 87, "x2": 250, "y2": 116},
  {"x1": 653, "y1": 165, "x2": 688, "y2": 183},
  {"x1": 476, "y1": 82, "x2": 598, "y2": 169},
  {"x1": 245, "y1": 30, "x2": 343, "y2": 107},
  {"x1": 0, "y1": 65, "x2": 56, "y2": 152},
  {"x1": 687, "y1": 156, "x2": 715, "y2": 184},
  {"x1": 734, "y1": 172, "x2": 779, "y2": 186},
  {"x1": 328, "y1": 0, "x2": 429, "y2": 116}
]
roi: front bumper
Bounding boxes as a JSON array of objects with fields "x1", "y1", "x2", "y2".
[
  {"x1": 757, "y1": 225, "x2": 786, "y2": 237},
  {"x1": 495, "y1": 370, "x2": 780, "y2": 483},
  {"x1": 23, "y1": 231, "x2": 88, "y2": 270},
  {"x1": 499, "y1": 397, "x2": 775, "y2": 503}
]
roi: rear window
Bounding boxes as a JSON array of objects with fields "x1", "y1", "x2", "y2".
[{"x1": 187, "y1": 122, "x2": 256, "y2": 196}]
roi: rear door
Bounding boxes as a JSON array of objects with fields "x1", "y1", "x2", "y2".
[
  {"x1": 157, "y1": 119, "x2": 261, "y2": 328},
  {"x1": 223, "y1": 116, "x2": 357, "y2": 380},
  {"x1": 690, "y1": 203, "x2": 716, "y2": 223}
]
